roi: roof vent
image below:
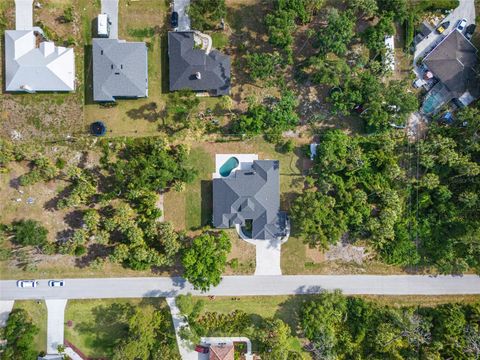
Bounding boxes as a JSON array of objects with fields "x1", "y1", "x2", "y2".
[{"x1": 195, "y1": 72, "x2": 201, "y2": 80}]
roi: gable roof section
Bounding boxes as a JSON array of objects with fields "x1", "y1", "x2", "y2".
[
  {"x1": 168, "y1": 31, "x2": 230, "y2": 95},
  {"x1": 213, "y1": 160, "x2": 287, "y2": 240},
  {"x1": 93, "y1": 38, "x2": 148, "y2": 102},
  {"x1": 209, "y1": 344, "x2": 234, "y2": 360},
  {"x1": 424, "y1": 30, "x2": 480, "y2": 98},
  {"x1": 5, "y1": 30, "x2": 75, "y2": 92}
]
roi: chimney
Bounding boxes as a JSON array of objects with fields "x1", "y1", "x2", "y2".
[{"x1": 195, "y1": 72, "x2": 201, "y2": 80}]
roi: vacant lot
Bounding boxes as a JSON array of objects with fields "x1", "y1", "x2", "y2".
[
  {"x1": 65, "y1": 298, "x2": 179, "y2": 358},
  {"x1": 13, "y1": 300, "x2": 47, "y2": 354}
]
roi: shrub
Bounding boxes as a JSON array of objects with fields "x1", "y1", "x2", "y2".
[
  {"x1": 74, "y1": 245, "x2": 87, "y2": 256},
  {"x1": 12, "y1": 220, "x2": 48, "y2": 247},
  {"x1": 62, "y1": 6, "x2": 74, "y2": 23}
]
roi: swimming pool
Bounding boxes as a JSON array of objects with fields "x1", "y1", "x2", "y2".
[{"x1": 219, "y1": 156, "x2": 239, "y2": 177}]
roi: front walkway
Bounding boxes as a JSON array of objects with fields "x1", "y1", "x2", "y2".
[
  {"x1": 166, "y1": 297, "x2": 198, "y2": 360},
  {"x1": 45, "y1": 299, "x2": 67, "y2": 354}
]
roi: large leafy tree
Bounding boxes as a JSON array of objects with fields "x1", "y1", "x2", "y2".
[
  {"x1": 317, "y1": 8, "x2": 355, "y2": 56},
  {"x1": 11, "y1": 219, "x2": 48, "y2": 247},
  {"x1": 3, "y1": 309, "x2": 39, "y2": 360},
  {"x1": 233, "y1": 91, "x2": 299, "y2": 142},
  {"x1": 182, "y1": 231, "x2": 231, "y2": 291},
  {"x1": 188, "y1": 0, "x2": 226, "y2": 30}
]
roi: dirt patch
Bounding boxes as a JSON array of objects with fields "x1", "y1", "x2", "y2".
[
  {"x1": 305, "y1": 245, "x2": 325, "y2": 263},
  {"x1": 324, "y1": 241, "x2": 370, "y2": 264}
]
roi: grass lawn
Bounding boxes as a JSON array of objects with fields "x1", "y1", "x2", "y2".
[
  {"x1": 196, "y1": 295, "x2": 309, "y2": 356},
  {"x1": 65, "y1": 298, "x2": 179, "y2": 358},
  {"x1": 13, "y1": 300, "x2": 47, "y2": 354}
]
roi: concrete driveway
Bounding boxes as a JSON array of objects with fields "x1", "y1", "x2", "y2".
[
  {"x1": 15, "y1": 0, "x2": 33, "y2": 30},
  {"x1": 414, "y1": 0, "x2": 476, "y2": 66},
  {"x1": 46, "y1": 299, "x2": 67, "y2": 354},
  {"x1": 101, "y1": 0, "x2": 119, "y2": 39},
  {"x1": 173, "y1": 0, "x2": 191, "y2": 31},
  {"x1": 0, "y1": 300, "x2": 14, "y2": 327},
  {"x1": 253, "y1": 239, "x2": 282, "y2": 275},
  {"x1": 166, "y1": 297, "x2": 198, "y2": 360}
]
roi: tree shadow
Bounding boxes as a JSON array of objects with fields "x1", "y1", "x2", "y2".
[
  {"x1": 126, "y1": 102, "x2": 162, "y2": 122},
  {"x1": 72, "y1": 302, "x2": 134, "y2": 356},
  {"x1": 201, "y1": 180, "x2": 213, "y2": 227},
  {"x1": 74, "y1": 243, "x2": 112, "y2": 268},
  {"x1": 274, "y1": 294, "x2": 314, "y2": 335}
]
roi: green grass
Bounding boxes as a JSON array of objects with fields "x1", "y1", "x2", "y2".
[
  {"x1": 185, "y1": 146, "x2": 214, "y2": 230},
  {"x1": 281, "y1": 235, "x2": 308, "y2": 274},
  {"x1": 211, "y1": 32, "x2": 229, "y2": 50},
  {"x1": 13, "y1": 300, "x2": 47, "y2": 354},
  {"x1": 196, "y1": 295, "x2": 309, "y2": 356},
  {"x1": 65, "y1": 298, "x2": 177, "y2": 358}
]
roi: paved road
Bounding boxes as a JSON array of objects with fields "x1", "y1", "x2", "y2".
[
  {"x1": 101, "y1": 0, "x2": 119, "y2": 39},
  {"x1": 46, "y1": 299, "x2": 67, "y2": 354},
  {"x1": 173, "y1": 0, "x2": 191, "y2": 31},
  {"x1": 15, "y1": 0, "x2": 33, "y2": 30},
  {"x1": 2, "y1": 275, "x2": 480, "y2": 300}
]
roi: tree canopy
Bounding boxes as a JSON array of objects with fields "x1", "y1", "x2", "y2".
[
  {"x1": 3, "y1": 308, "x2": 39, "y2": 360},
  {"x1": 182, "y1": 231, "x2": 231, "y2": 291}
]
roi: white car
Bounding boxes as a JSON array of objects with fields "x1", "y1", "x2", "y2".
[
  {"x1": 48, "y1": 280, "x2": 65, "y2": 287},
  {"x1": 457, "y1": 18, "x2": 467, "y2": 32},
  {"x1": 17, "y1": 280, "x2": 38, "y2": 288}
]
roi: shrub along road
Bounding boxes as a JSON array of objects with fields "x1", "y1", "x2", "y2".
[{"x1": 1, "y1": 275, "x2": 480, "y2": 300}]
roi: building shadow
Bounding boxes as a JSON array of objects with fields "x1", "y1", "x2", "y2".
[{"x1": 201, "y1": 180, "x2": 213, "y2": 227}]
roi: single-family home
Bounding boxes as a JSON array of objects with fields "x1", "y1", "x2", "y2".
[
  {"x1": 4, "y1": 1, "x2": 75, "y2": 92},
  {"x1": 212, "y1": 154, "x2": 289, "y2": 241},
  {"x1": 209, "y1": 343, "x2": 234, "y2": 360},
  {"x1": 421, "y1": 30, "x2": 480, "y2": 114},
  {"x1": 168, "y1": 31, "x2": 230, "y2": 96},
  {"x1": 92, "y1": 38, "x2": 148, "y2": 102}
]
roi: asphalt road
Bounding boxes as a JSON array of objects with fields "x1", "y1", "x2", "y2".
[{"x1": 2, "y1": 275, "x2": 480, "y2": 300}]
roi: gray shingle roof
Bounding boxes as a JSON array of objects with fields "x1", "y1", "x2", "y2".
[
  {"x1": 168, "y1": 31, "x2": 230, "y2": 95},
  {"x1": 424, "y1": 30, "x2": 480, "y2": 99},
  {"x1": 213, "y1": 160, "x2": 287, "y2": 240},
  {"x1": 93, "y1": 38, "x2": 148, "y2": 102}
]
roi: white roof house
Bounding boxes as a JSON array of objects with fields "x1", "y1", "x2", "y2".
[{"x1": 4, "y1": 0, "x2": 75, "y2": 92}]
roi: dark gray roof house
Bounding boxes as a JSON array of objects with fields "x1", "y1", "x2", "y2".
[
  {"x1": 423, "y1": 30, "x2": 480, "y2": 101},
  {"x1": 93, "y1": 38, "x2": 148, "y2": 102},
  {"x1": 213, "y1": 160, "x2": 288, "y2": 241},
  {"x1": 168, "y1": 31, "x2": 230, "y2": 96}
]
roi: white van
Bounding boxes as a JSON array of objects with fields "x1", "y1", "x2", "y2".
[
  {"x1": 97, "y1": 13, "x2": 111, "y2": 38},
  {"x1": 17, "y1": 280, "x2": 39, "y2": 288}
]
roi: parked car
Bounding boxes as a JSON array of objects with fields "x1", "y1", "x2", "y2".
[
  {"x1": 48, "y1": 280, "x2": 65, "y2": 287},
  {"x1": 465, "y1": 24, "x2": 476, "y2": 40},
  {"x1": 171, "y1": 11, "x2": 179, "y2": 28},
  {"x1": 456, "y1": 18, "x2": 467, "y2": 32},
  {"x1": 97, "y1": 13, "x2": 111, "y2": 38},
  {"x1": 17, "y1": 280, "x2": 38, "y2": 288},
  {"x1": 436, "y1": 21, "x2": 450, "y2": 34},
  {"x1": 194, "y1": 345, "x2": 209, "y2": 354}
]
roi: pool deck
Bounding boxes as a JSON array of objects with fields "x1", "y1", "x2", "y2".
[{"x1": 212, "y1": 154, "x2": 258, "y2": 179}]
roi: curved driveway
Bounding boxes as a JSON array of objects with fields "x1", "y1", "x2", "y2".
[{"x1": 1, "y1": 275, "x2": 480, "y2": 300}]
